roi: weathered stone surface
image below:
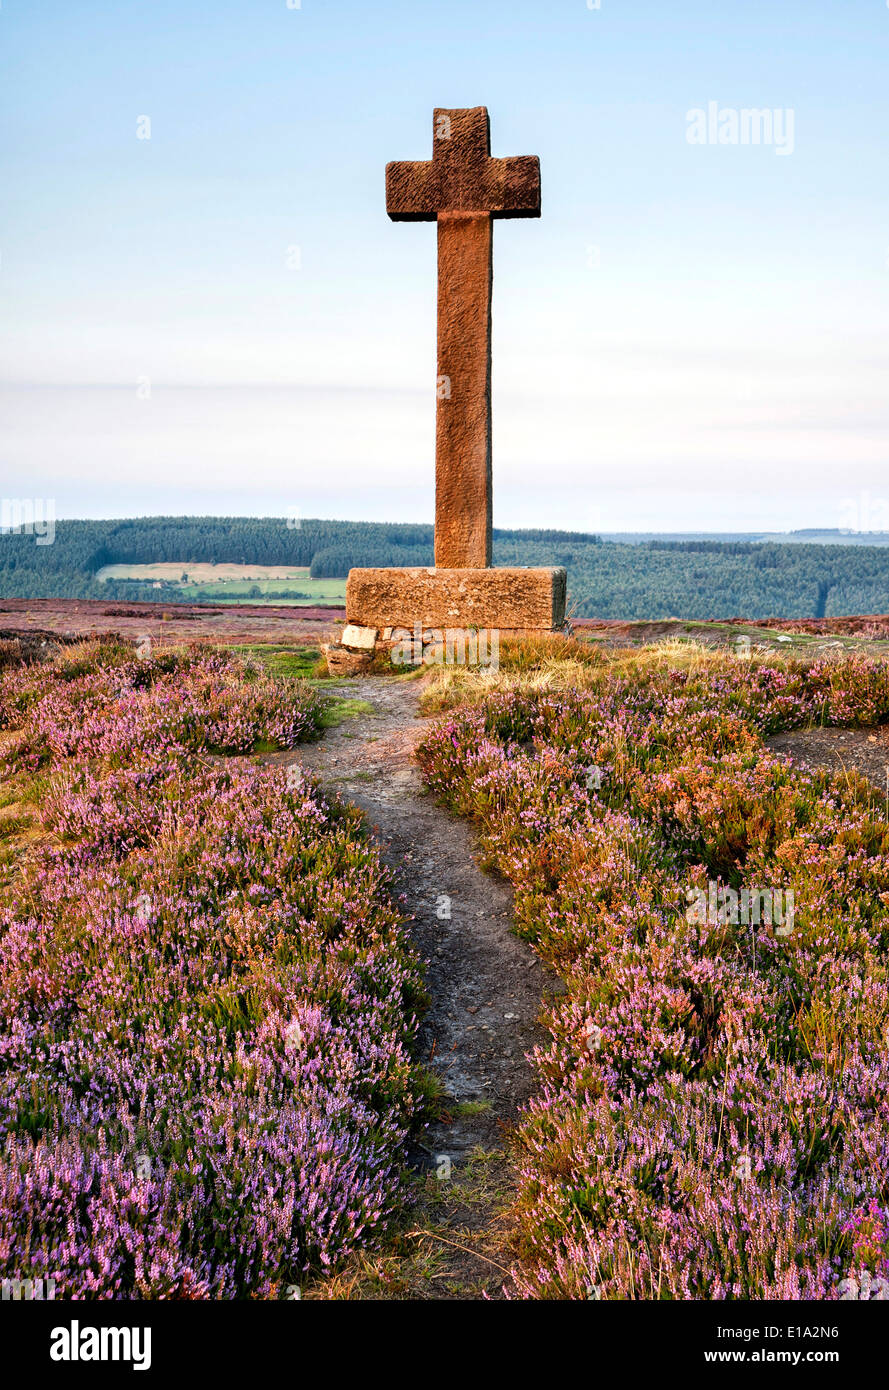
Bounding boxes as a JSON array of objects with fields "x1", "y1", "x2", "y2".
[
  {"x1": 388, "y1": 640, "x2": 423, "y2": 667},
  {"x1": 322, "y1": 643, "x2": 373, "y2": 677},
  {"x1": 386, "y1": 108, "x2": 540, "y2": 568},
  {"x1": 436, "y1": 211, "x2": 492, "y2": 567},
  {"x1": 340, "y1": 623, "x2": 378, "y2": 651},
  {"x1": 386, "y1": 107, "x2": 540, "y2": 222},
  {"x1": 346, "y1": 567, "x2": 566, "y2": 631}
]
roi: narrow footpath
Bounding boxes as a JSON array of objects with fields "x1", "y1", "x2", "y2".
[{"x1": 289, "y1": 675, "x2": 556, "y2": 1297}]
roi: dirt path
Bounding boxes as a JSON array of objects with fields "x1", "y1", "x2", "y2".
[
  {"x1": 767, "y1": 726, "x2": 889, "y2": 793},
  {"x1": 289, "y1": 675, "x2": 555, "y2": 1297}
]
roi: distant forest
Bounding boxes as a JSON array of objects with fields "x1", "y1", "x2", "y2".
[{"x1": 2, "y1": 516, "x2": 889, "y2": 619}]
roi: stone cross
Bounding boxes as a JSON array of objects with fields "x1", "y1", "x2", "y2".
[{"x1": 386, "y1": 107, "x2": 540, "y2": 568}]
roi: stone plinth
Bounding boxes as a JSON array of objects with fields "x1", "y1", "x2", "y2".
[{"x1": 345, "y1": 566, "x2": 566, "y2": 632}]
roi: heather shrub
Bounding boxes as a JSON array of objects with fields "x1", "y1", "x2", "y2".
[
  {"x1": 0, "y1": 643, "x2": 426, "y2": 1297},
  {"x1": 0, "y1": 643, "x2": 324, "y2": 771},
  {"x1": 418, "y1": 652, "x2": 889, "y2": 1298}
]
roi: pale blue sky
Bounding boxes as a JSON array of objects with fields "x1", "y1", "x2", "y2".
[{"x1": 1, "y1": 0, "x2": 888, "y2": 531}]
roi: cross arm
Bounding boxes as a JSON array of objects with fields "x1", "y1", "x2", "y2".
[
  {"x1": 386, "y1": 154, "x2": 541, "y2": 221},
  {"x1": 488, "y1": 155, "x2": 541, "y2": 219},
  {"x1": 386, "y1": 160, "x2": 439, "y2": 222}
]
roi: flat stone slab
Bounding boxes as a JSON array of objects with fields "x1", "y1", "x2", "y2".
[
  {"x1": 340, "y1": 623, "x2": 378, "y2": 651},
  {"x1": 346, "y1": 566, "x2": 566, "y2": 631}
]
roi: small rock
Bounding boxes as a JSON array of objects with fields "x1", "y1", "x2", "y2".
[
  {"x1": 340, "y1": 624, "x2": 378, "y2": 651},
  {"x1": 322, "y1": 643, "x2": 372, "y2": 676}
]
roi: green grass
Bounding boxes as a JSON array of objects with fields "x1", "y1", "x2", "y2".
[
  {"x1": 574, "y1": 619, "x2": 889, "y2": 658},
  {"x1": 0, "y1": 814, "x2": 28, "y2": 843},
  {"x1": 651, "y1": 618, "x2": 889, "y2": 653},
  {"x1": 320, "y1": 698, "x2": 375, "y2": 729},
  {"x1": 231, "y1": 644, "x2": 324, "y2": 681}
]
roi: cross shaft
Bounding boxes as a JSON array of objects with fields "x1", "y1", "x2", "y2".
[{"x1": 386, "y1": 108, "x2": 540, "y2": 567}]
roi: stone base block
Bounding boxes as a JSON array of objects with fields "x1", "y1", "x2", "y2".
[
  {"x1": 345, "y1": 566, "x2": 567, "y2": 632},
  {"x1": 322, "y1": 643, "x2": 374, "y2": 677}
]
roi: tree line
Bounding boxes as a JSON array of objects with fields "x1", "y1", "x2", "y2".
[{"x1": 2, "y1": 518, "x2": 889, "y2": 619}]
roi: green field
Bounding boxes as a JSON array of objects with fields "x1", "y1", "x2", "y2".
[
  {"x1": 95, "y1": 562, "x2": 346, "y2": 606},
  {"x1": 181, "y1": 577, "x2": 346, "y2": 604}
]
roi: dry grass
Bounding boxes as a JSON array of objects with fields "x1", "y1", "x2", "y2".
[
  {"x1": 53, "y1": 637, "x2": 132, "y2": 677},
  {"x1": 303, "y1": 1149, "x2": 515, "y2": 1300},
  {"x1": 419, "y1": 633, "x2": 608, "y2": 712},
  {"x1": 0, "y1": 639, "x2": 24, "y2": 672},
  {"x1": 606, "y1": 635, "x2": 793, "y2": 677},
  {"x1": 419, "y1": 634, "x2": 793, "y2": 713}
]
